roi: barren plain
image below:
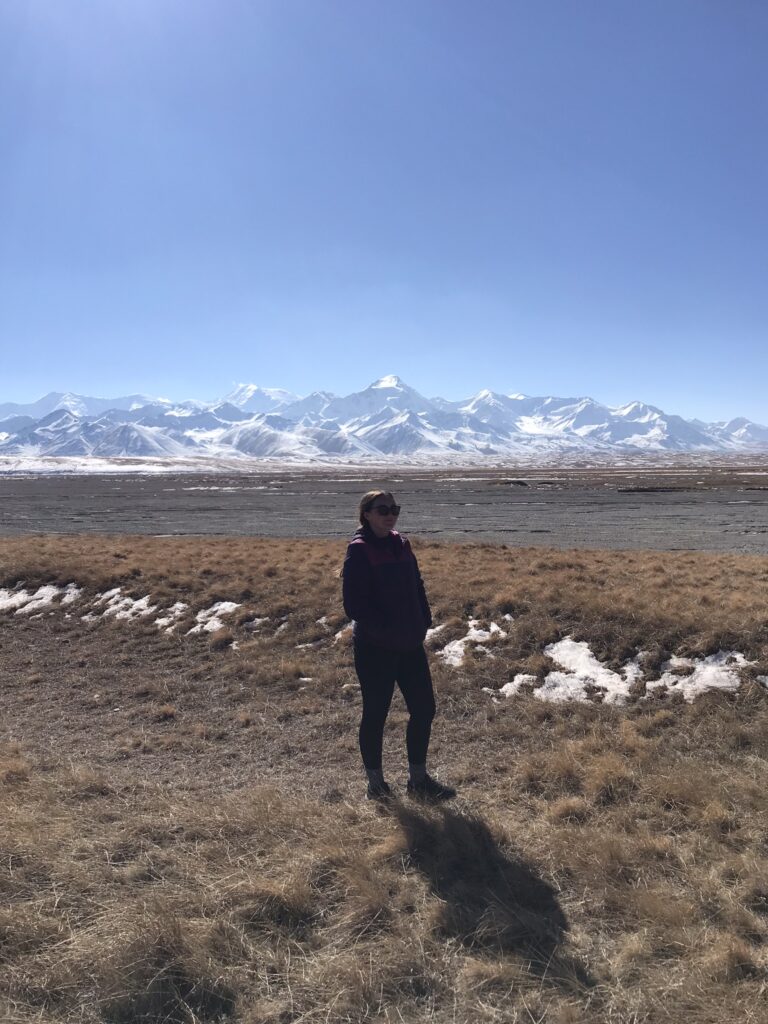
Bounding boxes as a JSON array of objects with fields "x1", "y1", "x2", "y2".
[{"x1": 2, "y1": 461, "x2": 768, "y2": 552}]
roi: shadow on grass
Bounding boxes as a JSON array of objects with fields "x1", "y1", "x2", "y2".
[
  {"x1": 391, "y1": 801, "x2": 595, "y2": 994},
  {"x1": 101, "y1": 966, "x2": 235, "y2": 1024}
]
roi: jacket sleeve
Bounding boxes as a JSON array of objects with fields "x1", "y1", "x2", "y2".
[
  {"x1": 411, "y1": 550, "x2": 432, "y2": 628},
  {"x1": 342, "y1": 544, "x2": 379, "y2": 626}
]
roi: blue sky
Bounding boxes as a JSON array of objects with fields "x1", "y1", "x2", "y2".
[{"x1": 1, "y1": 0, "x2": 766, "y2": 422}]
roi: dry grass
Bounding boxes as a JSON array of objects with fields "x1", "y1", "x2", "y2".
[
  {"x1": 1, "y1": 535, "x2": 767, "y2": 1022},
  {"x1": 3, "y1": 534, "x2": 768, "y2": 667}
]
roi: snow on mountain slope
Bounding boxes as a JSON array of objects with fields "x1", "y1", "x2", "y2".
[
  {"x1": 279, "y1": 392, "x2": 336, "y2": 422},
  {"x1": 458, "y1": 390, "x2": 543, "y2": 424},
  {"x1": 713, "y1": 418, "x2": 768, "y2": 445},
  {"x1": 1, "y1": 377, "x2": 766, "y2": 464},
  {"x1": 89, "y1": 424, "x2": 193, "y2": 457},
  {"x1": 322, "y1": 376, "x2": 435, "y2": 423},
  {"x1": 222, "y1": 384, "x2": 299, "y2": 413},
  {"x1": 0, "y1": 392, "x2": 161, "y2": 422},
  {"x1": 217, "y1": 414, "x2": 375, "y2": 460}
]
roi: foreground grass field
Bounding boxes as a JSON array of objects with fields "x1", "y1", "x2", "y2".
[{"x1": 1, "y1": 536, "x2": 767, "y2": 1023}]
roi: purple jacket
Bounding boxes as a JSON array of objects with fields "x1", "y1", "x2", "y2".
[{"x1": 342, "y1": 527, "x2": 432, "y2": 651}]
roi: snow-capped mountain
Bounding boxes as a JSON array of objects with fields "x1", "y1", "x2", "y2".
[
  {"x1": 222, "y1": 384, "x2": 299, "y2": 414},
  {"x1": 319, "y1": 375, "x2": 435, "y2": 423},
  {"x1": 712, "y1": 418, "x2": 768, "y2": 445},
  {"x1": 1, "y1": 376, "x2": 767, "y2": 464},
  {"x1": 0, "y1": 391, "x2": 162, "y2": 421}
]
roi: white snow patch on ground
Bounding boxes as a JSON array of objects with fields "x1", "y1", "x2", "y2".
[
  {"x1": 536, "y1": 638, "x2": 644, "y2": 705},
  {"x1": 486, "y1": 638, "x2": 753, "y2": 705},
  {"x1": 532, "y1": 671, "x2": 593, "y2": 704},
  {"x1": 154, "y1": 602, "x2": 189, "y2": 631},
  {"x1": 0, "y1": 589, "x2": 36, "y2": 612},
  {"x1": 91, "y1": 589, "x2": 158, "y2": 620},
  {"x1": 16, "y1": 585, "x2": 64, "y2": 615},
  {"x1": 425, "y1": 624, "x2": 445, "y2": 641},
  {"x1": 438, "y1": 620, "x2": 507, "y2": 667},
  {"x1": 334, "y1": 624, "x2": 353, "y2": 642},
  {"x1": 499, "y1": 674, "x2": 537, "y2": 697},
  {"x1": 0, "y1": 583, "x2": 84, "y2": 615},
  {"x1": 187, "y1": 601, "x2": 241, "y2": 634},
  {"x1": 246, "y1": 614, "x2": 274, "y2": 630},
  {"x1": 482, "y1": 675, "x2": 535, "y2": 700},
  {"x1": 646, "y1": 652, "x2": 752, "y2": 702}
]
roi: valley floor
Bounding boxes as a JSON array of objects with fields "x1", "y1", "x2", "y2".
[{"x1": 2, "y1": 460, "x2": 768, "y2": 552}]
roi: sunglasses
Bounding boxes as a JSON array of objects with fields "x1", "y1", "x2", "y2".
[{"x1": 369, "y1": 504, "x2": 401, "y2": 516}]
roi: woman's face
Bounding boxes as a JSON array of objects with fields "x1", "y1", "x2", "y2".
[{"x1": 364, "y1": 493, "x2": 399, "y2": 538}]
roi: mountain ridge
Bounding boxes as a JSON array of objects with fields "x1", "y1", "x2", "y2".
[{"x1": 1, "y1": 376, "x2": 767, "y2": 463}]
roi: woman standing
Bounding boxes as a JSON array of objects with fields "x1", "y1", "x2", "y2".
[{"x1": 342, "y1": 489, "x2": 456, "y2": 802}]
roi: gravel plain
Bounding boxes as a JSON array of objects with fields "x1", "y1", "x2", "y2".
[{"x1": 2, "y1": 462, "x2": 768, "y2": 552}]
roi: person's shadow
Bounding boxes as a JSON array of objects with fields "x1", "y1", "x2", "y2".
[{"x1": 390, "y1": 801, "x2": 594, "y2": 994}]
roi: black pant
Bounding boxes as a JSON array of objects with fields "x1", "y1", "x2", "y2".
[{"x1": 353, "y1": 640, "x2": 436, "y2": 770}]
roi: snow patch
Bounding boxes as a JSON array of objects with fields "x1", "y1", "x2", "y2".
[
  {"x1": 242, "y1": 616, "x2": 269, "y2": 631},
  {"x1": 17, "y1": 585, "x2": 66, "y2": 615},
  {"x1": 154, "y1": 602, "x2": 189, "y2": 631},
  {"x1": 91, "y1": 589, "x2": 158, "y2": 620},
  {"x1": 186, "y1": 601, "x2": 241, "y2": 634},
  {"x1": 0, "y1": 589, "x2": 35, "y2": 612},
  {"x1": 646, "y1": 652, "x2": 752, "y2": 702},
  {"x1": 487, "y1": 638, "x2": 753, "y2": 704},
  {"x1": 536, "y1": 638, "x2": 644, "y2": 705},
  {"x1": 437, "y1": 619, "x2": 507, "y2": 667},
  {"x1": 0, "y1": 583, "x2": 84, "y2": 615},
  {"x1": 498, "y1": 674, "x2": 538, "y2": 698}
]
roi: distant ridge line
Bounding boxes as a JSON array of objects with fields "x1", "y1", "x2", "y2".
[{"x1": 1, "y1": 376, "x2": 767, "y2": 462}]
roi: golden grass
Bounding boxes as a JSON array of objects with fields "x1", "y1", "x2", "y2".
[
  {"x1": 3, "y1": 534, "x2": 768, "y2": 670},
  {"x1": 0, "y1": 535, "x2": 767, "y2": 1022}
]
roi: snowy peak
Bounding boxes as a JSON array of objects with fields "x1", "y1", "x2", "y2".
[
  {"x1": 0, "y1": 391, "x2": 158, "y2": 422},
  {"x1": 1, "y1": 379, "x2": 767, "y2": 462},
  {"x1": 321, "y1": 377, "x2": 434, "y2": 424},
  {"x1": 222, "y1": 384, "x2": 299, "y2": 413},
  {"x1": 614, "y1": 401, "x2": 664, "y2": 422},
  {"x1": 714, "y1": 418, "x2": 768, "y2": 444},
  {"x1": 370, "y1": 374, "x2": 407, "y2": 390},
  {"x1": 279, "y1": 391, "x2": 336, "y2": 422}
]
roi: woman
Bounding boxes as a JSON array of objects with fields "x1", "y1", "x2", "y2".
[{"x1": 342, "y1": 489, "x2": 456, "y2": 802}]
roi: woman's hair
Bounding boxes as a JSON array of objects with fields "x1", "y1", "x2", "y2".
[{"x1": 358, "y1": 489, "x2": 394, "y2": 527}]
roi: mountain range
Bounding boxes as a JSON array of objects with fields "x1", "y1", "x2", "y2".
[{"x1": 1, "y1": 376, "x2": 767, "y2": 464}]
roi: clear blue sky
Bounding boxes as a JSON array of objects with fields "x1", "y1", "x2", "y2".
[{"x1": 1, "y1": 0, "x2": 766, "y2": 422}]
